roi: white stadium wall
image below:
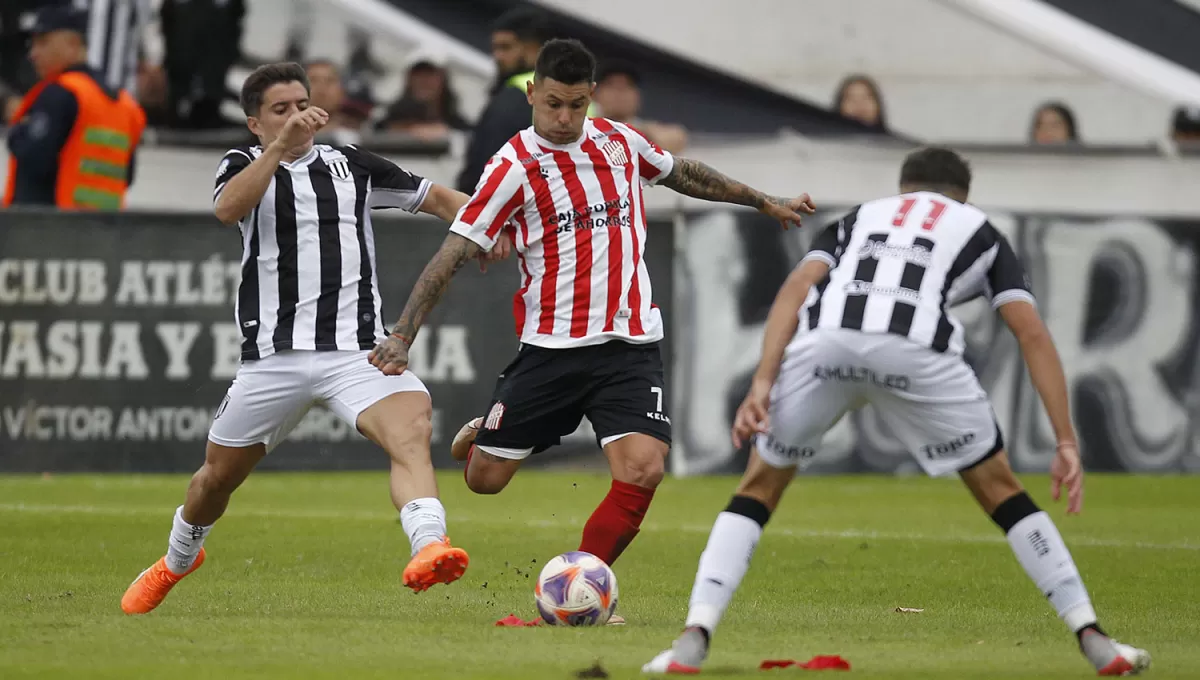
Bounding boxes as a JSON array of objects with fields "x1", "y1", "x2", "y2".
[
  {"x1": 535, "y1": 0, "x2": 1179, "y2": 145},
  {"x1": 3, "y1": 139, "x2": 1197, "y2": 217}
]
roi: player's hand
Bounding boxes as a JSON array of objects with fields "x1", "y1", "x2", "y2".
[
  {"x1": 275, "y1": 107, "x2": 329, "y2": 149},
  {"x1": 731, "y1": 378, "x2": 772, "y2": 448},
  {"x1": 478, "y1": 231, "x2": 513, "y2": 272},
  {"x1": 451, "y1": 417, "x2": 483, "y2": 461},
  {"x1": 759, "y1": 194, "x2": 817, "y2": 230},
  {"x1": 1050, "y1": 441, "x2": 1083, "y2": 514},
  {"x1": 368, "y1": 333, "x2": 410, "y2": 375}
]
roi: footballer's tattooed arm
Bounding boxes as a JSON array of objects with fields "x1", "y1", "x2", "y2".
[
  {"x1": 368, "y1": 233, "x2": 481, "y2": 374},
  {"x1": 660, "y1": 157, "x2": 816, "y2": 229}
]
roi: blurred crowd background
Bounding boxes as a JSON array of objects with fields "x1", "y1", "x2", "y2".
[{"x1": 4, "y1": 0, "x2": 1199, "y2": 170}]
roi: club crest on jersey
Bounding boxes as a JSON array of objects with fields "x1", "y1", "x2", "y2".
[
  {"x1": 484, "y1": 402, "x2": 505, "y2": 430},
  {"x1": 601, "y1": 139, "x2": 629, "y2": 166},
  {"x1": 327, "y1": 157, "x2": 352, "y2": 181}
]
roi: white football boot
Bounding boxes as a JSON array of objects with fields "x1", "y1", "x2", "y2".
[
  {"x1": 1080, "y1": 628, "x2": 1151, "y2": 676},
  {"x1": 642, "y1": 627, "x2": 708, "y2": 674}
]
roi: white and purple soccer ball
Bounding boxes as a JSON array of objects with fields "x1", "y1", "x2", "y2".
[{"x1": 534, "y1": 551, "x2": 619, "y2": 626}]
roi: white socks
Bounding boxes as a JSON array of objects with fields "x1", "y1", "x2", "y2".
[
  {"x1": 160, "y1": 498, "x2": 447, "y2": 574},
  {"x1": 685, "y1": 511, "x2": 764, "y2": 634},
  {"x1": 166, "y1": 505, "x2": 212, "y2": 575},
  {"x1": 1006, "y1": 510, "x2": 1096, "y2": 632},
  {"x1": 400, "y1": 497, "x2": 447, "y2": 556}
]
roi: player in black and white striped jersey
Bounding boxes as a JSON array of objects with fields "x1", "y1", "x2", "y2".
[
  {"x1": 802, "y1": 181, "x2": 1033, "y2": 354},
  {"x1": 214, "y1": 141, "x2": 431, "y2": 359},
  {"x1": 645, "y1": 148, "x2": 1150, "y2": 676},
  {"x1": 120, "y1": 63, "x2": 511, "y2": 616}
]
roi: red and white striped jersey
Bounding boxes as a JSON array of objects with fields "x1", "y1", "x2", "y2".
[{"x1": 449, "y1": 118, "x2": 675, "y2": 349}]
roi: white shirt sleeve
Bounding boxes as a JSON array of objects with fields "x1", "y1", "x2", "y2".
[
  {"x1": 617, "y1": 122, "x2": 675, "y2": 186},
  {"x1": 448, "y1": 155, "x2": 526, "y2": 251}
]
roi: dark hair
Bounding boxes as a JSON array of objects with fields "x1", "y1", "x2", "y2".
[
  {"x1": 834, "y1": 73, "x2": 887, "y2": 130},
  {"x1": 492, "y1": 8, "x2": 551, "y2": 45},
  {"x1": 386, "y1": 63, "x2": 469, "y2": 130},
  {"x1": 534, "y1": 39, "x2": 595, "y2": 85},
  {"x1": 1030, "y1": 101, "x2": 1078, "y2": 142},
  {"x1": 596, "y1": 59, "x2": 640, "y2": 87},
  {"x1": 899, "y1": 147, "x2": 971, "y2": 194},
  {"x1": 241, "y1": 62, "x2": 309, "y2": 116}
]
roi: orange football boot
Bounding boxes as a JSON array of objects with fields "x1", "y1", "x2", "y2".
[
  {"x1": 402, "y1": 538, "x2": 469, "y2": 592},
  {"x1": 120, "y1": 548, "x2": 206, "y2": 614}
]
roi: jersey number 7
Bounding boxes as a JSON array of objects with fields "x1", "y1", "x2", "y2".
[{"x1": 892, "y1": 197, "x2": 947, "y2": 231}]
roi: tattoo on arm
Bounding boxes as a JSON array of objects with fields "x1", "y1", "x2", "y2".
[
  {"x1": 390, "y1": 234, "x2": 481, "y2": 344},
  {"x1": 660, "y1": 157, "x2": 789, "y2": 210}
]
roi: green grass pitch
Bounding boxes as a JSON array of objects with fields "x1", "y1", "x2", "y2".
[{"x1": 2, "y1": 471, "x2": 1198, "y2": 679}]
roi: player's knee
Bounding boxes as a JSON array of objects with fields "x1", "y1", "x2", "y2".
[
  {"x1": 196, "y1": 460, "x2": 245, "y2": 495},
  {"x1": 465, "y1": 475, "x2": 504, "y2": 495},
  {"x1": 959, "y1": 449, "x2": 1025, "y2": 514},
  {"x1": 382, "y1": 412, "x2": 433, "y2": 464},
  {"x1": 618, "y1": 451, "x2": 666, "y2": 488},
  {"x1": 465, "y1": 465, "x2": 508, "y2": 495}
]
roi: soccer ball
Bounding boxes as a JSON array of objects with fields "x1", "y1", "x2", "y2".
[{"x1": 534, "y1": 551, "x2": 618, "y2": 626}]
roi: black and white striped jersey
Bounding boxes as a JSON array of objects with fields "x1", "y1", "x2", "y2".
[
  {"x1": 213, "y1": 143, "x2": 432, "y2": 361},
  {"x1": 800, "y1": 192, "x2": 1034, "y2": 355}
]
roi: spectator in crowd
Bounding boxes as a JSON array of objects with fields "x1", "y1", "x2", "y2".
[
  {"x1": 379, "y1": 55, "x2": 470, "y2": 141},
  {"x1": 0, "y1": 1, "x2": 42, "y2": 113},
  {"x1": 592, "y1": 59, "x2": 688, "y2": 154},
  {"x1": 455, "y1": 8, "x2": 550, "y2": 192},
  {"x1": 323, "y1": 75, "x2": 374, "y2": 146},
  {"x1": 1029, "y1": 102, "x2": 1079, "y2": 145},
  {"x1": 161, "y1": 0, "x2": 244, "y2": 128},
  {"x1": 3, "y1": 5, "x2": 145, "y2": 209},
  {"x1": 833, "y1": 73, "x2": 888, "y2": 132},
  {"x1": 135, "y1": 57, "x2": 169, "y2": 127},
  {"x1": 1170, "y1": 106, "x2": 1200, "y2": 146},
  {"x1": 306, "y1": 59, "x2": 345, "y2": 114}
]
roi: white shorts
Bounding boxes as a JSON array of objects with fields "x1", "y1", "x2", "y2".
[
  {"x1": 755, "y1": 329, "x2": 1002, "y2": 477},
  {"x1": 208, "y1": 350, "x2": 429, "y2": 452}
]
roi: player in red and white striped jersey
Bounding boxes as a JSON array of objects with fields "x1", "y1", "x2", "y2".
[
  {"x1": 370, "y1": 39, "x2": 815, "y2": 588},
  {"x1": 453, "y1": 113, "x2": 671, "y2": 347}
]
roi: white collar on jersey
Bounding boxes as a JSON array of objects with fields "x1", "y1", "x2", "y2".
[
  {"x1": 280, "y1": 145, "x2": 319, "y2": 168},
  {"x1": 251, "y1": 144, "x2": 320, "y2": 169},
  {"x1": 529, "y1": 125, "x2": 589, "y2": 150}
]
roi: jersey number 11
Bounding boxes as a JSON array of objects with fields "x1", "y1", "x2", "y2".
[{"x1": 892, "y1": 198, "x2": 947, "y2": 231}]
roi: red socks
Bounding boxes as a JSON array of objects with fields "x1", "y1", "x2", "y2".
[{"x1": 578, "y1": 480, "x2": 656, "y2": 565}]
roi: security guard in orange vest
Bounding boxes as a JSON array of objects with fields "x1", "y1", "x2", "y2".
[{"x1": 4, "y1": 6, "x2": 145, "y2": 210}]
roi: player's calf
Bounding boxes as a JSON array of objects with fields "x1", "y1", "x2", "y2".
[
  {"x1": 734, "y1": 448, "x2": 797, "y2": 512},
  {"x1": 962, "y1": 453, "x2": 1150, "y2": 674},
  {"x1": 359, "y1": 394, "x2": 469, "y2": 592},
  {"x1": 606, "y1": 434, "x2": 668, "y2": 489},
  {"x1": 121, "y1": 442, "x2": 256, "y2": 615},
  {"x1": 576, "y1": 434, "x2": 668, "y2": 566},
  {"x1": 645, "y1": 449, "x2": 794, "y2": 672},
  {"x1": 357, "y1": 393, "x2": 448, "y2": 553},
  {"x1": 463, "y1": 446, "x2": 522, "y2": 494}
]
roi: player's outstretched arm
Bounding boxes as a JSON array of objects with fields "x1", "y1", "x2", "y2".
[
  {"x1": 367, "y1": 233, "x2": 482, "y2": 375},
  {"x1": 732, "y1": 259, "x2": 829, "y2": 447},
  {"x1": 418, "y1": 184, "x2": 469, "y2": 223},
  {"x1": 998, "y1": 300, "x2": 1083, "y2": 513},
  {"x1": 214, "y1": 107, "x2": 328, "y2": 225},
  {"x1": 417, "y1": 184, "x2": 513, "y2": 271},
  {"x1": 659, "y1": 157, "x2": 816, "y2": 229}
]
